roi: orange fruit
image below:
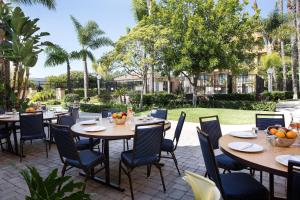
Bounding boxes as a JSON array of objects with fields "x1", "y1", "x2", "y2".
[
  {"x1": 276, "y1": 131, "x2": 286, "y2": 138},
  {"x1": 269, "y1": 128, "x2": 277, "y2": 135},
  {"x1": 122, "y1": 115, "x2": 126, "y2": 119},
  {"x1": 112, "y1": 113, "x2": 118, "y2": 119},
  {"x1": 286, "y1": 131, "x2": 297, "y2": 139}
]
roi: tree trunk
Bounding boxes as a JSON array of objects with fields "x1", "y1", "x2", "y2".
[
  {"x1": 273, "y1": 69, "x2": 278, "y2": 91},
  {"x1": 289, "y1": 0, "x2": 299, "y2": 99},
  {"x1": 192, "y1": 76, "x2": 198, "y2": 106},
  {"x1": 167, "y1": 72, "x2": 171, "y2": 94},
  {"x1": 16, "y1": 67, "x2": 25, "y2": 99},
  {"x1": 140, "y1": 73, "x2": 147, "y2": 109},
  {"x1": 66, "y1": 60, "x2": 72, "y2": 92},
  {"x1": 281, "y1": 40, "x2": 287, "y2": 91},
  {"x1": 12, "y1": 61, "x2": 19, "y2": 92},
  {"x1": 296, "y1": 0, "x2": 300, "y2": 90},
  {"x1": 151, "y1": 64, "x2": 154, "y2": 93},
  {"x1": 83, "y1": 57, "x2": 89, "y2": 99},
  {"x1": 21, "y1": 67, "x2": 29, "y2": 100}
]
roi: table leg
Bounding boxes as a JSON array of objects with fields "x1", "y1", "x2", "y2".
[
  {"x1": 79, "y1": 139, "x2": 124, "y2": 191},
  {"x1": 12, "y1": 123, "x2": 19, "y2": 155},
  {"x1": 269, "y1": 173, "x2": 286, "y2": 200}
]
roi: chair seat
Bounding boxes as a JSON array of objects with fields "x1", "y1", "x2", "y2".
[
  {"x1": 75, "y1": 138, "x2": 100, "y2": 150},
  {"x1": 220, "y1": 173, "x2": 268, "y2": 200},
  {"x1": 161, "y1": 139, "x2": 174, "y2": 152},
  {"x1": 21, "y1": 134, "x2": 46, "y2": 140},
  {"x1": 216, "y1": 154, "x2": 245, "y2": 171},
  {"x1": 121, "y1": 150, "x2": 159, "y2": 167},
  {"x1": 66, "y1": 150, "x2": 103, "y2": 169}
]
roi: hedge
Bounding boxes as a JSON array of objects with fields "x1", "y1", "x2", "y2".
[
  {"x1": 208, "y1": 93, "x2": 256, "y2": 101},
  {"x1": 199, "y1": 100, "x2": 276, "y2": 111},
  {"x1": 261, "y1": 91, "x2": 293, "y2": 101},
  {"x1": 66, "y1": 88, "x2": 98, "y2": 98},
  {"x1": 80, "y1": 103, "x2": 127, "y2": 113}
]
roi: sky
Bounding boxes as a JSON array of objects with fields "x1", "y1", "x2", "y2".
[{"x1": 15, "y1": 0, "x2": 276, "y2": 78}]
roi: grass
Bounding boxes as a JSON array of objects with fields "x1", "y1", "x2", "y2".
[{"x1": 141, "y1": 108, "x2": 274, "y2": 125}]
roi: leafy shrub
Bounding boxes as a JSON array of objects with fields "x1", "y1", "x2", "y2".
[
  {"x1": 80, "y1": 103, "x2": 127, "y2": 113},
  {"x1": 45, "y1": 99, "x2": 61, "y2": 105},
  {"x1": 129, "y1": 92, "x2": 188, "y2": 108},
  {"x1": 66, "y1": 88, "x2": 98, "y2": 98},
  {"x1": 261, "y1": 91, "x2": 293, "y2": 101},
  {"x1": 21, "y1": 166, "x2": 90, "y2": 200},
  {"x1": 64, "y1": 93, "x2": 80, "y2": 107},
  {"x1": 98, "y1": 89, "x2": 112, "y2": 102},
  {"x1": 30, "y1": 90, "x2": 55, "y2": 102},
  {"x1": 199, "y1": 100, "x2": 276, "y2": 111},
  {"x1": 208, "y1": 93, "x2": 256, "y2": 101}
]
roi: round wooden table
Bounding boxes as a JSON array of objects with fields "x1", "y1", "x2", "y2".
[
  {"x1": 0, "y1": 111, "x2": 68, "y2": 155},
  {"x1": 219, "y1": 131, "x2": 300, "y2": 200},
  {"x1": 71, "y1": 117, "x2": 171, "y2": 191}
]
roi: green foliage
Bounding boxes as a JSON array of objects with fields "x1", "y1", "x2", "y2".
[
  {"x1": 261, "y1": 52, "x2": 282, "y2": 70},
  {"x1": 98, "y1": 89, "x2": 112, "y2": 103},
  {"x1": 199, "y1": 100, "x2": 276, "y2": 111},
  {"x1": 30, "y1": 90, "x2": 55, "y2": 102},
  {"x1": 66, "y1": 88, "x2": 98, "y2": 98},
  {"x1": 20, "y1": 166, "x2": 90, "y2": 200},
  {"x1": 9, "y1": 0, "x2": 57, "y2": 10},
  {"x1": 64, "y1": 93, "x2": 80, "y2": 107},
  {"x1": 80, "y1": 103, "x2": 127, "y2": 113},
  {"x1": 44, "y1": 99, "x2": 61, "y2": 105},
  {"x1": 261, "y1": 91, "x2": 293, "y2": 101},
  {"x1": 208, "y1": 93, "x2": 256, "y2": 101}
]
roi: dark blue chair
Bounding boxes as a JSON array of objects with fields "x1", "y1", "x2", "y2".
[
  {"x1": 57, "y1": 115, "x2": 100, "y2": 151},
  {"x1": 150, "y1": 108, "x2": 168, "y2": 120},
  {"x1": 161, "y1": 111, "x2": 186, "y2": 175},
  {"x1": 287, "y1": 160, "x2": 300, "y2": 200},
  {"x1": 196, "y1": 127, "x2": 269, "y2": 200},
  {"x1": 101, "y1": 108, "x2": 119, "y2": 118},
  {"x1": 119, "y1": 121, "x2": 166, "y2": 199},
  {"x1": 199, "y1": 116, "x2": 245, "y2": 173},
  {"x1": 256, "y1": 114, "x2": 285, "y2": 130},
  {"x1": 0, "y1": 124, "x2": 12, "y2": 152},
  {"x1": 50, "y1": 124, "x2": 104, "y2": 190},
  {"x1": 19, "y1": 112, "x2": 48, "y2": 162},
  {"x1": 70, "y1": 107, "x2": 79, "y2": 123}
]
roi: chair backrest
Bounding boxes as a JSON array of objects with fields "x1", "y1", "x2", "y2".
[
  {"x1": 58, "y1": 114, "x2": 75, "y2": 127},
  {"x1": 19, "y1": 112, "x2": 45, "y2": 138},
  {"x1": 150, "y1": 109, "x2": 168, "y2": 120},
  {"x1": 70, "y1": 107, "x2": 79, "y2": 122},
  {"x1": 256, "y1": 114, "x2": 285, "y2": 130},
  {"x1": 102, "y1": 108, "x2": 119, "y2": 118},
  {"x1": 199, "y1": 116, "x2": 222, "y2": 150},
  {"x1": 50, "y1": 124, "x2": 80, "y2": 163},
  {"x1": 173, "y1": 112, "x2": 186, "y2": 149},
  {"x1": 0, "y1": 106, "x2": 4, "y2": 114},
  {"x1": 132, "y1": 121, "x2": 165, "y2": 163},
  {"x1": 196, "y1": 127, "x2": 224, "y2": 196},
  {"x1": 184, "y1": 170, "x2": 221, "y2": 200},
  {"x1": 287, "y1": 160, "x2": 300, "y2": 200}
]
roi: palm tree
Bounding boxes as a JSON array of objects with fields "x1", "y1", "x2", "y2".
[
  {"x1": 5, "y1": 0, "x2": 56, "y2": 9},
  {"x1": 70, "y1": 15, "x2": 113, "y2": 99},
  {"x1": 288, "y1": 0, "x2": 298, "y2": 99},
  {"x1": 44, "y1": 44, "x2": 72, "y2": 92}
]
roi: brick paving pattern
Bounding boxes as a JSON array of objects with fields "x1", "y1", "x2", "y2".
[{"x1": 0, "y1": 120, "x2": 287, "y2": 200}]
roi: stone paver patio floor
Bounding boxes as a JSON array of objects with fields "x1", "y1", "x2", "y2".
[{"x1": 0, "y1": 120, "x2": 287, "y2": 200}]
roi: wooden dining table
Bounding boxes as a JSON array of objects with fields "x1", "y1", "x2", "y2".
[
  {"x1": 219, "y1": 131, "x2": 300, "y2": 200},
  {"x1": 0, "y1": 111, "x2": 68, "y2": 155},
  {"x1": 71, "y1": 117, "x2": 171, "y2": 191}
]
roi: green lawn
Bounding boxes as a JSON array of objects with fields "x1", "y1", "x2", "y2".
[{"x1": 141, "y1": 108, "x2": 275, "y2": 125}]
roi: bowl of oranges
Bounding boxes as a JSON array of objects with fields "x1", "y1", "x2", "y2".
[
  {"x1": 112, "y1": 112, "x2": 127, "y2": 125},
  {"x1": 267, "y1": 126, "x2": 297, "y2": 147}
]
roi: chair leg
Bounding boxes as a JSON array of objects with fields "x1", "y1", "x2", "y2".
[
  {"x1": 45, "y1": 139, "x2": 48, "y2": 158},
  {"x1": 0, "y1": 139, "x2": 4, "y2": 152},
  {"x1": 83, "y1": 169, "x2": 90, "y2": 192},
  {"x1": 126, "y1": 139, "x2": 129, "y2": 150},
  {"x1": 155, "y1": 164, "x2": 166, "y2": 192},
  {"x1": 20, "y1": 141, "x2": 23, "y2": 162},
  {"x1": 260, "y1": 171, "x2": 263, "y2": 183},
  {"x1": 147, "y1": 164, "x2": 152, "y2": 177},
  {"x1": 118, "y1": 160, "x2": 122, "y2": 185},
  {"x1": 170, "y1": 151, "x2": 181, "y2": 176},
  {"x1": 204, "y1": 171, "x2": 208, "y2": 177},
  {"x1": 127, "y1": 170, "x2": 134, "y2": 200},
  {"x1": 61, "y1": 164, "x2": 67, "y2": 177}
]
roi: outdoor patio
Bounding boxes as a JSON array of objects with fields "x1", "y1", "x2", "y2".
[{"x1": 0, "y1": 119, "x2": 287, "y2": 200}]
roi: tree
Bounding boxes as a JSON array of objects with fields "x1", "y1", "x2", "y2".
[
  {"x1": 288, "y1": 0, "x2": 298, "y2": 99},
  {"x1": 155, "y1": 0, "x2": 258, "y2": 106},
  {"x1": 70, "y1": 16, "x2": 113, "y2": 99},
  {"x1": 0, "y1": 6, "x2": 50, "y2": 99},
  {"x1": 114, "y1": 20, "x2": 170, "y2": 109},
  {"x1": 0, "y1": 0, "x2": 56, "y2": 108},
  {"x1": 92, "y1": 51, "x2": 116, "y2": 81},
  {"x1": 44, "y1": 44, "x2": 72, "y2": 92}
]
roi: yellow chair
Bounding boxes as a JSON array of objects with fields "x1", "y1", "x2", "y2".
[{"x1": 183, "y1": 171, "x2": 221, "y2": 200}]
